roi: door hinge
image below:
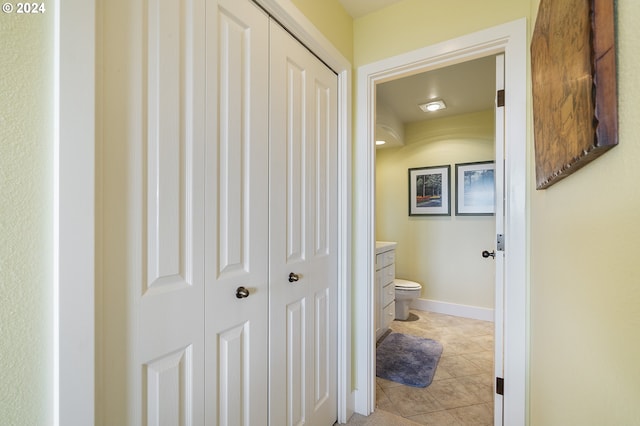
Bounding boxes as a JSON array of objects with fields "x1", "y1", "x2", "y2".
[
  {"x1": 496, "y1": 377, "x2": 504, "y2": 395},
  {"x1": 497, "y1": 89, "x2": 505, "y2": 107},
  {"x1": 496, "y1": 233, "x2": 504, "y2": 252}
]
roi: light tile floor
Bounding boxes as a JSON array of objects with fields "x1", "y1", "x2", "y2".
[{"x1": 342, "y1": 309, "x2": 495, "y2": 426}]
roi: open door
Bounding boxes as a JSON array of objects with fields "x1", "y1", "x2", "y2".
[{"x1": 493, "y1": 53, "x2": 505, "y2": 426}]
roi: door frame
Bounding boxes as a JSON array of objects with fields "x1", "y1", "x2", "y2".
[
  {"x1": 55, "y1": 1, "x2": 96, "y2": 425},
  {"x1": 353, "y1": 19, "x2": 527, "y2": 424},
  {"x1": 57, "y1": 0, "x2": 353, "y2": 424}
]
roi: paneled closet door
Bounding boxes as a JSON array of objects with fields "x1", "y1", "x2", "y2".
[
  {"x1": 268, "y1": 20, "x2": 339, "y2": 426},
  {"x1": 101, "y1": 0, "x2": 207, "y2": 424},
  {"x1": 102, "y1": 0, "x2": 337, "y2": 423},
  {"x1": 101, "y1": 0, "x2": 270, "y2": 424},
  {"x1": 204, "y1": 0, "x2": 270, "y2": 425}
]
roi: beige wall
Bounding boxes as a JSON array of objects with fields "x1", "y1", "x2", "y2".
[
  {"x1": 5, "y1": 0, "x2": 638, "y2": 423},
  {"x1": 528, "y1": 0, "x2": 640, "y2": 424},
  {"x1": 290, "y1": 0, "x2": 354, "y2": 63},
  {"x1": 353, "y1": 0, "x2": 640, "y2": 424},
  {"x1": 0, "y1": 8, "x2": 54, "y2": 425},
  {"x1": 353, "y1": 0, "x2": 530, "y2": 67},
  {"x1": 376, "y1": 110, "x2": 495, "y2": 308}
]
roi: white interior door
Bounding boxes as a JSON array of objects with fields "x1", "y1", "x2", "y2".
[
  {"x1": 102, "y1": 1, "x2": 340, "y2": 424},
  {"x1": 101, "y1": 0, "x2": 207, "y2": 423},
  {"x1": 493, "y1": 53, "x2": 506, "y2": 426},
  {"x1": 204, "y1": 0, "x2": 270, "y2": 424},
  {"x1": 268, "y1": 20, "x2": 339, "y2": 426},
  {"x1": 101, "y1": 0, "x2": 270, "y2": 424}
]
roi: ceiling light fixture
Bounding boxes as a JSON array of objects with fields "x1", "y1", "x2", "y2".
[
  {"x1": 375, "y1": 140, "x2": 386, "y2": 146},
  {"x1": 418, "y1": 99, "x2": 446, "y2": 112}
]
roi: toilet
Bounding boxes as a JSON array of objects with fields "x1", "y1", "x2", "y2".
[{"x1": 394, "y1": 279, "x2": 422, "y2": 320}]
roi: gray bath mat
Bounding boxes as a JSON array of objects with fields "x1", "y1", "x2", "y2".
[{"x1": 376, "y1": 332, "x2": 443, "y2": 388}]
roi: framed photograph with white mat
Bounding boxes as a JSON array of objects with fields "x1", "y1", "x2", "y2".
[
  {"x1": 408, "y1": 165, "x2": 450, "y2": 216},
  {"x1": 455, "y1": 161, "x2": 495, "y2": 216}
]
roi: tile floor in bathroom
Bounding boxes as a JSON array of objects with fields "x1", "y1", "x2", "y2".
[{"x1": 341, "y1": 309, "x2": 495, "y2": 426}]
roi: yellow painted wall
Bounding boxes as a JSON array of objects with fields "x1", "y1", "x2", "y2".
[
  {"x1": 353, "y1": 0, "x2": 530, "y2": 67},
  {"x1": 290, "y1": 0, "x2": 353, "y2": 63},
  {"x1": 528, "y1": 0, "x2": 640, "y2": 424},
  {"x1": 376, "y1": 110, "x2": 495, "y2": 308},
  {"x1": 3, "y1": 0, "x2": 636, "y2": 423},
  {"x1": 356, "y1": 0, "x2": 640, "y2": 424},
  {"x1": 0, "y1": 8, "x2": 54, "y2": 425}
]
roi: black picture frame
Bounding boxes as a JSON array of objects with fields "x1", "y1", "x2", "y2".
[{"x1": 408, "y1": 165, "x2": 451, "y2": 216}]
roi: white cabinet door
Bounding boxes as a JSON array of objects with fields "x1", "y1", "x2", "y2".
[
  {"x1": 205, "y1": 1, "x2": 270, "y2": 425},
  {"x1": 268, "y1": 21, "x2": 339, "y2": 426}
]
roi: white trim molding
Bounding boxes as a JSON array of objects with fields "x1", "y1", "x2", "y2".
[
  {"x1": 411, "y1": 299, "x2": 495, "y2": 322},
  {"x1": 354, "y1": 18, "x2": 527, "y2": 425},
  {"x1": 55, "y1": 0, "x2": 96, "y2": 425}
]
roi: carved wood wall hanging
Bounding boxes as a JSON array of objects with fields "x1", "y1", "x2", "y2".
[{"x1": 531, "y1": 0, "x2": 617, "y2": 189}]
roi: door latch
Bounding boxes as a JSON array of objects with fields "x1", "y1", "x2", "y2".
[{"x1": 482, "y1": 250, "x2": 496, "y2": 259}]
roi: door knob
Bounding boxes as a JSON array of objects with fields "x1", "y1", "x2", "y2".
[
  {"x1": 235, "y1": 286, "x2": 250, "y2": 298},
  {"x1": 482, "y1": 250, "x2": 496, "y2": 259},
  {"x1": 288, "y1": 272, "x2": 300, "y2": 283}
]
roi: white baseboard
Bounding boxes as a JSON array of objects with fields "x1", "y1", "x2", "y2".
[{"x1": 411, "y1": 298, "x2": 494, "y2": 322}]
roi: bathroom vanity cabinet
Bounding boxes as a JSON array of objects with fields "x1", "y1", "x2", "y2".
[{"x1": 375, "y1": 242, "x2": 397, "y2": 340}]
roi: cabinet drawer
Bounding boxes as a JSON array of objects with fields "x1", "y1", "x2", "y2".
[
  {"x1": 375, "y1": 249, "x2": 395, "y2": 269},
  {"x1": 382, "y1": 302, "x2": 395, "y2": 330},
  {"x1": 379, "y1": 264, "x2": 395, "y2": 287},
  {"x1": 382, "y1": 281, "x2": 395, "y2": 307}
]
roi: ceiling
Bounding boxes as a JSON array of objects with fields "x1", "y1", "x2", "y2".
[{"x1": 376, "y1": 55, "x2": 497, "y2": 125}]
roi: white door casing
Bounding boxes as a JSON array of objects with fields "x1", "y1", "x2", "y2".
[
  {"x1": 56, "y1": 0, "x2": 96, "y2": 424},
  {"x1": 269, "y1": 20, "x2": 339, "y2": 426},
  {"x1": 354, "y1": 19, "x2": 527, "y2": 424}
]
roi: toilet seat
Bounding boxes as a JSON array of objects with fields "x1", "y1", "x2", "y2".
[{"x1": 394, "y1": 279, "x2": 421, "y2": 289}]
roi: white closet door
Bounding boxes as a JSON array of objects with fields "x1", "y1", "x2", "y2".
[
  {"x1": 204, "y1": 1, "x2": 270, "y2": 425},
  {"x1": 102, "y1": 0, "x2": 338, "y2": 424},
  {"x1": 268, "y1": 20, "x2": 339, "y2": 426},
  {"x1": 101, "y1": 0, "x2": 270, "y2": 424},
  {"x1": 101, "y1": 0, "x2": 207, "y2": 424}
]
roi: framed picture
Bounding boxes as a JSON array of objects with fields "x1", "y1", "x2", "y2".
[
  {"x1": 408, "y1": 165, "x2": 450, "y2": 216},
  {"x1": 455, "y1": 161, "x2": 495, "y2": 216}
]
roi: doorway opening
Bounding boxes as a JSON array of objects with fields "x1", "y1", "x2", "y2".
[
  {"x1": 354, "y1": 19, "x2": 527, "y2": 425},
  {"x1": 373, "y1": 54, "x2": 498, "y2": 424}
]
